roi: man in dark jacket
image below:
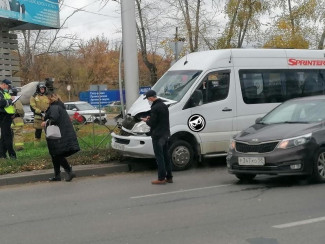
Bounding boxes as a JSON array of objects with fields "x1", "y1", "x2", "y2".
[
  {"x1": 0, "y1": 79, "x2": 16, "y2": 159},
  {"x1": 141, "y1": 90, "x2": 173, "y2": 185}
]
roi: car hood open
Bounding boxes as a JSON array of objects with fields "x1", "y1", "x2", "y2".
[{"x1": 127, "y1": 95, "x2": 176, "y2": 116}]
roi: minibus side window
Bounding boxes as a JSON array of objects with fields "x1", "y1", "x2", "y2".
[
  {"x1": 240, "y1": 69, "x2": 325, "y2": 104},
  {"x1": 200, "y1": 71, "x2": 230, "y2": 104},
  {"x1": 184, "y1": 71, "x2": 230, "y2": 109},
  {"x1": 302, "y1": 71, "x2": 324, "y2": 96}
]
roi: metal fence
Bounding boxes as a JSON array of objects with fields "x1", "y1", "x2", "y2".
[{"x1": 71, "y1": 111, "x2": 120, "y2": 150}]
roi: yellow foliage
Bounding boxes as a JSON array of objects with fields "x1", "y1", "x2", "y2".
[
  {"x1": 264, "y1": 33, "x2": 309, "y2": 49},
  {"x1": 278, "y1": 19, "x2": 290, "y2": 30}
]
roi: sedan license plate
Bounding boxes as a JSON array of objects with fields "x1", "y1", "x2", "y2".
[{"x1": 238, "y1": 157, "x2": 265, "y2": 166}]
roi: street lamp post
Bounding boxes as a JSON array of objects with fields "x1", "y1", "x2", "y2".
[{"x1": 169, "y1": 27, "x2": 185, "y2": 65}]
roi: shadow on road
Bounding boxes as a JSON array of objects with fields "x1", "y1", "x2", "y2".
[
  {"x1": 234, "y1": 175, "x2": 318, "y2": 188},
  {"x1": 118, "y1": 156, "x2": 228, "y2": 172},
  {"x1": 198, "y1": 157, "x2": 227, "y2": 169}
]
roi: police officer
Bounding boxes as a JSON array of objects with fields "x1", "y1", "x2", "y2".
[
  {"x1": 10, "y1": 87, "x2": 25, "y2": 151},
  {"x1": 0, "y1": 79, "x2": 16, "y2": 159},
  {"x1": 30, "y1": 82, "x2": 50, "y2": 143}
]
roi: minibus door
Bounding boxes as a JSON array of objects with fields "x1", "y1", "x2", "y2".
[{"x1": 187, "y1": 69, "x2": 236, "y2": 154}]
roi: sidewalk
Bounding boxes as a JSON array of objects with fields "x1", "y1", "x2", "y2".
[{"x1": 0, "y1": 162, "x2": 130, "y2": 186}]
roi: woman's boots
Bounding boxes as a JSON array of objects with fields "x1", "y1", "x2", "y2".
[
  {"x1": 49, "y1": 166, "x2": 76, "y2": 182},
  {"x1": 65, "y1": 166, "x2": 76, "y2": 182},
  {"x1": 49, "y1": 170, "x2": 61, "y2": 181}
]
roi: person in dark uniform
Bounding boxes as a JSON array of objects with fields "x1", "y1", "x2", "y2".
[
  {"x1": 0, "y1": 79, "x2": 16, "y2": 159},
  {"x1": 141, "y1": 90, "x2": 173, "y2": 185}
]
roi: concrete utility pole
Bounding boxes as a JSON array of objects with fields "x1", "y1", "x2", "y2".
[{"x1": 121, "y1": 0, "x2": 139, "y2": 112}]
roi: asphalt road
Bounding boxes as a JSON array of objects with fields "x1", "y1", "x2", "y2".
[{"x1": 1, "y1": 159, "x2": 325, "y2": 244}]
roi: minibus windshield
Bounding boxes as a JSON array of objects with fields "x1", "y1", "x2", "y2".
[{"x1": 153, "y1": 70, "x2": 202, "y2": 102}]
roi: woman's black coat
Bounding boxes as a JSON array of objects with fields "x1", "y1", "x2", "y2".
[{"x1": 44, "y1": 100, "x2": 80, "y2": 157}]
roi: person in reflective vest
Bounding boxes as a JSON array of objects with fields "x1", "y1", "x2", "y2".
[
  {"x1": 10, "y1": 87, "x2": 25, "y2": 151},
  {"x1": 0, "y1": 79, "x2": 16, "y2": 159},
  {"x1": 30, "y1": 82, "x2": 49, "y2": 143}
]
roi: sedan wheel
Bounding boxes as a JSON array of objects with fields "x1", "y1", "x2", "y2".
[{"x1": 312, "y1": 148, "x2": 325, "y2": 183}]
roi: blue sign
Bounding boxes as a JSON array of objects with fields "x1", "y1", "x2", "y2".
[
  {"x1": 79, "y1": 87, "x2": 151, "y2": 108},
  {"x1": 88, "y1": 91, "x2": 121, "y2": 107},
  {"x1": 0, "y1": 0, "x2": 59, "y2": 29}
]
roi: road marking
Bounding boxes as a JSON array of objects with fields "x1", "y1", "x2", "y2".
[
  {"x1": 273, "y1": 216, "x2": 325, "y2": 229},
  {"x1": 130, "y1": 184, "x2": 231, "y2": 199}
]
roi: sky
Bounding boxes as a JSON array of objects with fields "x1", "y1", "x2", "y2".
[{"x1": 59, "y1": 0, "x2": 122, "y2": 45}]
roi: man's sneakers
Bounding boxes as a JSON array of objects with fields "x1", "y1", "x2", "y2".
[{"x1": 151, "y1": 178, "x2": 174, "y2": 185}]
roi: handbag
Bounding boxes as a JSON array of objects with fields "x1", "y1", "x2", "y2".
[{"x1": 46, "y1": 120, "x2": 61, "y2": 139}]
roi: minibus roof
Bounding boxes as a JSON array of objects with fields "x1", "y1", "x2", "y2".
[{"x1": 169, "y1": 49, "x2": 325, "y2": 70}]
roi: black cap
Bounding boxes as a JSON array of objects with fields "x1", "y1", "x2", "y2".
[
  {"x1": 2, "y1": 79, "x2": 12, "y2": 87},
  {"x1": 143, "y1": 89, "x2": 156, "y2": 99}
]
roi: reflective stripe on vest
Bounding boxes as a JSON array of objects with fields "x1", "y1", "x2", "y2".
[{"x1": 3, "y1": 92, "x2": 15, "y2": 114}]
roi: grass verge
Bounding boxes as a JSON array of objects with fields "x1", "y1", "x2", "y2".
[{"x1": 0, "y1": 123, "x2": 122, "y2": 175}]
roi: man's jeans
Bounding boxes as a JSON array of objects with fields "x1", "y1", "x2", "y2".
[{"x1": 152, "y1": 136, "x2": 173, "y2": 181}]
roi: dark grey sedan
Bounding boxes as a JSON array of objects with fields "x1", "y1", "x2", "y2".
[{"x1": 227, "y1": 96, "x2": 325, "y2": 182}]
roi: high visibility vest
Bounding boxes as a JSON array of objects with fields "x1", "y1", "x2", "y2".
[{"x1": 3, "y1": 92, "x2": 15, "y2": 114}]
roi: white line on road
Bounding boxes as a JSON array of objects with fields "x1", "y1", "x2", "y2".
[
  {"x1": 130, "y1": 184, "x2": 231, "y2": 199},
  {"x1": 273, "y1": 216, "x2": 325, "y2": 229}
]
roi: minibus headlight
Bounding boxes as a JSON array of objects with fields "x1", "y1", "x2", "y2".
[
  {"x1": 277, "y1": 133, "x2": 312, "y2": 149},
  {"x1": 229, "y1": 139, "x2": 236, "y2": 150},
  {"x1": 132, "y1": 121, "x2": 150, "y2": 133}
]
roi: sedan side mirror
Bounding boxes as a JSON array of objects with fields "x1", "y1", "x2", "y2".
[{"x1": 255, "y1": 117, "x2": 262, "y2": 124}]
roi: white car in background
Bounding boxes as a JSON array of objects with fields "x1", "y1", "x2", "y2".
[
  {"x1": 23, "y1": 105, "x2": 34, "y2": 123},
  {"x1": 64, "y1": 101, "x2": 107, "y2": 124}
]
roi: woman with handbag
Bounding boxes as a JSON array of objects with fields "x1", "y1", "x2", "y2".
[{"x1": 41, "y1": 93, "x2": 80, "y2": 182}]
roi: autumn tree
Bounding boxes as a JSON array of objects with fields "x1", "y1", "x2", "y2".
[
  {"x1": 77, "y1": 36, "x2": 119, "y2": 90},
  {"x1": 17, "y1": 0, "x2": 87, "y2": 84},
  {"x1": 135, "y1": 0, "x2": 160, "y2": 85},
  {"x1": 263, "y1": 0, "x2": 319, "y2": 49},
  {"x1": 313, "y1": 0, "x2": 324, "y2": 49},
  {"x1": 215, "y1": 0, "x2": 266, "y2": 49},
  {"x1": 165, "y1": 0, "x2": 207, "y2": 53}
]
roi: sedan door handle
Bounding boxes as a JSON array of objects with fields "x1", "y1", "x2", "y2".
[{"x1": 222, "y1": 107, "x2": 232, "y2": 112}]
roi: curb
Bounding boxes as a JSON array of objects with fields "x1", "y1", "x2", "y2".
[{"x1": 0, "y1": 163, "x2": 130, "y2": 186}]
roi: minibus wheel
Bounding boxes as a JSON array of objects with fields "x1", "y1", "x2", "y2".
[{"x1": 169, "y1": 140, "x2": 194, "y2": 171}]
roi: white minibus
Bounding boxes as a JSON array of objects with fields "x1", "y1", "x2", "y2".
[{"x1": 111, "y1": 49, "x2": 325, "y2": 170}]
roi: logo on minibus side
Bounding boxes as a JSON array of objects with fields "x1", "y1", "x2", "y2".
[
  {"x1": 288, "y1": 58, "x2": 325, "y2": 66},
  {"x1": 188, "y1": 114, "x2": 206, "y2": 132}
]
